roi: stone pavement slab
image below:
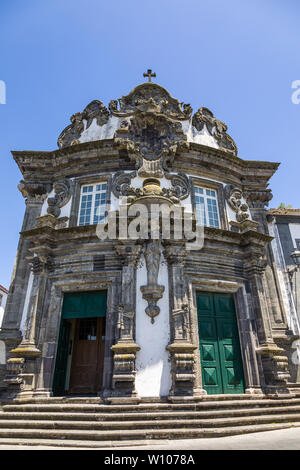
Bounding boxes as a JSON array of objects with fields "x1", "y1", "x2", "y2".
[{"x1": 0, "y1": 427, "x2": 299, "y2": 450}]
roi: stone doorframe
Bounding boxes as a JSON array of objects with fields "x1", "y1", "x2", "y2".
[
  {"x1": 34, "y1": 274, "x2": 121, "y2": 398},
  {"x1": 189, "y1": 277, "x2": 265, "y2": 396}
]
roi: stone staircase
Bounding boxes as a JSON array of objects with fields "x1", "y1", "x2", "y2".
[{"x1": 1, "y1": 394, "x2": 300, "y2": 448}]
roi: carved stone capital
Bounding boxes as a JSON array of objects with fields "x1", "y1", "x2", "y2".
[
  {"x1": 244, "y1": 189, "x2": 273, "y2": 209},
  {"x1": 244, "y1": 255, "x2": 268, "y2": 277},
  {"x1": 30, "y1": 255, "x2": 54, "y2": 274},
  {"x1": 115, "y1": 242, "x2": 143, "y2": 268},
  {"x1": 163, "y1": 241, "x2": 187, "y2": 266},
  {"x1": 18, "y1": 180, "x2": 51, "y2": 202}
]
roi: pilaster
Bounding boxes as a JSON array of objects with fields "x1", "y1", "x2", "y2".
[
  {"x1": 109, "y1": 241, "x2": 142, "y2": 400},
  {"x1": 163, "y1": 241, "x2": 199, "y2": 398}
]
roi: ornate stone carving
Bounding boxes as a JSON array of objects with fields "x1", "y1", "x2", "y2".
[
  {"x1": 192, "y1": 107, "x2": 237, "y2": 155},
  {"x1": 30, "y1": 255, "x2": 54, "y2": 274},
  {"x1": 225, "y1": 184, "x2": 250, "y2": 222},
  {"x1": 47, "y1": 179, "x2": 71, "y2": 218},
  {"x1": 140, "y1": 240, "x2": 164, "y2": 323},
  {"x1": 163, "y1": 172, "x2": 190, "y2": 201},
  {"x1": 111, "y1": 171, "x2": 136, "y2": 198},
  {"x1": 138, "y1": 158, "x2": 163, "y2": 178},
  {"x1": 115, "y1": 112, "x2": 187, "y2": 161},
  {"x1": 111, "y1": 342, "x2": 141, "y2": 398},
  {"x1": 166, "y1": 343, "x2": 197, "y2": 397},
  {"x1": 116, "y1": 304, "x2": 134, "y2": 341},
  {"x1": 111, "y1": 83, "x2": 192, "y2": 120},
  {"x1": 173, "y1": 304, "x2": 190, "y2": 341},
  {"x1": 57, "y1": 100, "x2": 109, "y2": 148}
]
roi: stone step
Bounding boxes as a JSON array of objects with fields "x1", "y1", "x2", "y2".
[
  {"x1": 1, "y1": 394, "x2": 267, "y2": 405},
  {"x1": 0, "y1": 413, "x2": 300, "y2": 430},
  {"x1": 0, "y1": 422, "x2": 299, "y2": 443},
  {"x1": 2, "y1": 405, "x2": 300, "y2": 421},
  {"x1": 4, "y1": 398, "x2": 300, "y2": 413}
]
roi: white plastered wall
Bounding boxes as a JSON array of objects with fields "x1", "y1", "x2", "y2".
[{"x1": 135, "y1": 250, "x2": 172, "y2": 397}]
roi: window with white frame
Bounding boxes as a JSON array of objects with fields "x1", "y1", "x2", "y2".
[
  {"x1": 78, "y1": 183, "x2": 107, "y2": 226},
  {"x1": 194, "y1": 186, "x2": 220, "y2": 228}
]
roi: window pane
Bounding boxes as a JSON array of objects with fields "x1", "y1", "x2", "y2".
[
  {"x1": 195, "y1": 195, "x2": 207, "y2": 226},
  {"x1": 194, "y1": 185, "x2": 220, "y2": 228},
  {"x1": 207, "y1": 198, "x2": 220, "y2": 228},
  {"x1": 79, "y1": 183, "x2": 107, "y2": 226}
]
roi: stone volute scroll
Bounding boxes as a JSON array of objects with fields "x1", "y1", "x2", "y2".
[
  {"x1": 57, "y1": 100, "x2": 109, "y2": 148},
  {"x1": 224, "y1": 184, "x2": 250, "y2": 223},
  {"x1": 192, "y1": 107, "x2": 238, "y2": 155},
  {"x1": 47, "y1": 179, "x2": 72, "y2": 218}
]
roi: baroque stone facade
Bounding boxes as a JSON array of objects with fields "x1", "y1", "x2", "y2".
[{"x1": 0, "y1": 75, "x2": 299, "y2": 401}]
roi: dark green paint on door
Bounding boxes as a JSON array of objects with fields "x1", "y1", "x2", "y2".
[
  {"x1": 52, "y1": 320, "x2": 71, "y2": 397},
  {"x1": 197, "y1": 292, "x2": 245, "y2": 395}
]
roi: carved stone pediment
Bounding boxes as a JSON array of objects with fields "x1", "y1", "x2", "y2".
[
  {"x1": 192, "y1": 107, "x2": 237, "y2": 155},
  {"x1": 57, "y1": 100, "x2": 109, "y2": 148},
  {"x1": 110, "y1": 83, "x2": 192, "y2": 120}
]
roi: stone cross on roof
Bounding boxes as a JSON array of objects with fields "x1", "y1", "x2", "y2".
[{"x1": 143, "y1": 69, "x2": 156, "y2": 82}]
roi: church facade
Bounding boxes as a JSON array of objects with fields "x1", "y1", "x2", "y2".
[{"x1": 1, "y1": 74, "x2": 300, "y2": 402}]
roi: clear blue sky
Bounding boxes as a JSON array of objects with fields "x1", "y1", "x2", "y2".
[{"x1": 1, "y1": 0, "x2": 300, "y2": 288}]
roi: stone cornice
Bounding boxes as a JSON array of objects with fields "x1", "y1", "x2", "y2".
[
  {"x1": 12, "y1": 139, "x2": 279, "y2": 185},
  {"x1": 20, "y1": 223, "x2": 273, "y2": 250}
]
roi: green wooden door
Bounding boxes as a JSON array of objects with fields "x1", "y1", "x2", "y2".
[
  {"x1": 52, "y1": 320, "x2": 71, "y2": 397},
  {"x1": 197, "y1": 292, "x2": 245, "y2": 395}
]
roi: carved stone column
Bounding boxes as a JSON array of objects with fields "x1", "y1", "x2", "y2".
[
  {"x1": 245, "y1": 189, "x2": 292, "y2": 394},
  {"x1": 163, "y1": 241, "x2": 197, "y2": 399},
  {"x1": 0, "y1": 182, "x2": 50, "y2": 356},
  {"x1": 109, "y1": 242, "x2": 142, "y2": 402},
  {"x1": 6, "y1": 255, "x2": 53, "y2": 397},
  {"x1": 245, "y1": 189, "x2": 288, "y2": 326},
  {"x1": 244, "y1": 253, "x2": 290, "y2": 394}
]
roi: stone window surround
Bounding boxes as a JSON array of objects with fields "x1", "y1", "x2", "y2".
[
  {"x1": 69, "y1": 174, "x2": 112, "y2": 228},
  {"x1": 190, "y1": 177, "x2": 228, "y2": 231},
  {"x1": 189, "y1": 278, "x2": 262, "y2": 395}
]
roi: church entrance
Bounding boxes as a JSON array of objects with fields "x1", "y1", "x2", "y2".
[
  {"x1": 197, "y1": 292, "x2": 245, "y2": 395},
  {"x1": 52, "y1": 291, "x2": 107, "y2": 396}
]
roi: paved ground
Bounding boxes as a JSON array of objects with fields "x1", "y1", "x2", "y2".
[{"x1": 0, "y1": 427, "x2": 300, "y2": 450}]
